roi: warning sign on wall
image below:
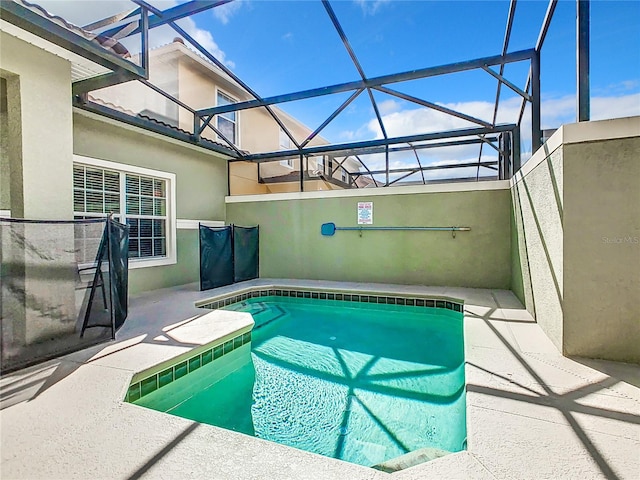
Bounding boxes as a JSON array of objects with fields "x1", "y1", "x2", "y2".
[{"x1": 357, "y1": 202, "x2": 373, "y2": 225}]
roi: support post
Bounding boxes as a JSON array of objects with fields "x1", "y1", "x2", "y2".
[
  {"x1": 577, "y1": 0, "x2": 590, "y2": 122},
  {"x1": 385, "y1": 145, "x2": 389, "y2": 186},
  {"x1": 531, "y1": 51, "x2": 542, "y2": 154},
  {"x1": 193, "y1": 115, "x2": 201, "y2": 142},
  {"x1": 512, "y1": 126, "x2": 521, "y2": 174},
  {"x1": 299, "y1": 153, "x2": 304, "y2": 192},
  {"x1": 140, "y1": 7, "x2": 149, "y2": 77}
]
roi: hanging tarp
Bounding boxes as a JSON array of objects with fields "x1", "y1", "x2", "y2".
[
  {"x1": 108, "y1": 219, "x2": 129, "y2": 330},
  {"x1": 234, "y1": 225, "x2": 259, "y2": 282},
  {"x1": 80, "y1": 218, "x2": 129, "y2": 337},
  {"x1": 199, "y1": 224, "x2": 233, "y2": 290}
]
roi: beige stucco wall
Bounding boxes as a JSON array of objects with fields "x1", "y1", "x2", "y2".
[
  {"x1": 511, "y1": 117, "x2": 640, "y2": 362},
  {"x1": 73, "y1": 111, "x2": 229, "y2": 294},
  {"x1": 0, "y1": 31, "x2": 73, "y2": 219},
  {"x1": 0, "y1": 77, "x2": 8, "y2": 211},
  {"x1": 227, "y1": 184, "x2": 512, "y2": 288},
  {"x1": 0, "y1": 32, "x2": 76, "y2": 344},
  {"x1": 511, "y1": 147, "x2": 564, "y2": 350},
  {"x1": 563, "y1": 137, "x2": 640, "y2": 362}
]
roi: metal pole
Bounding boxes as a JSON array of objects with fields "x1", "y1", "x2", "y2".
[
  {"x1": 106, "y1": 216, "x2": 116, "y2": 340},
  {"x1": 299, "y1": 153, "x2": 304, "y2": 192},
  {"x1": 140, "y1": 7, "x2": 149, "y2": 77},
  {"x1": 512, "y1": 126, "x2": 521, "y2": 173},
  {"x1": 335, "y1": 226, "x2": 471, "y2": 232},
  {"x1": 531, "y1": 51, "x2": 542, "y2": 153},
  {"x1": 577, "y1": 0, "x2": 590, "y2": 122},
  {"x1": 385, "y1": 145, "x2": 389, "y2": 186}
]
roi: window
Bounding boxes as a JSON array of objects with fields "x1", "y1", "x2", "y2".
[
  {"x1": 341, "y1": 169, "x2": 348, "y2": 183},
  {"x1": 279, "y1": 127, "x2": 291, "y2": 150},
  {"x1": 279, "y1": 128, "x2": 294, "y2": 168},
  {"x1": 316, "y1": 156, "x2": 325, "y2": 174},
  {"x1": 73, "y1": 156, "x2": 176, "y2": 268},
  {"x1": 216, "y1": 90, "x2": 237, "y2": 145}
]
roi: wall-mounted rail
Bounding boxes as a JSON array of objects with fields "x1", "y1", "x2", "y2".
[{"x1": 320, "y1": 223, "x2": 471, "y2": 238}]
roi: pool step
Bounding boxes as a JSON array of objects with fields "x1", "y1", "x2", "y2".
[{"x1": 372, "y1": 446, "x2": 452, "y2": 473}]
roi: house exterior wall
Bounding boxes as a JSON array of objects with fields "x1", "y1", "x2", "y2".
[
  {"x1": 0, "y1": 31, "x2": 73, "y2": 219},
  {"x1": 91, "y1": 41, "x2": 358, "y2": 195},
  {"x1": 73, "y1": 110, "x2": 228, "y2": 294},
  {"x1": 511, "y1": 116, "x2": 640, "y2": 362},
  {"x1": 0, "y1": 32, "x2": 76, "y2": 343},
  {"x1": 563, "y1": 136, "x2": 640, "y2": 362},
  {"x1": 226, "y1": 183, "x2": 512, "y2": 288},
  {"x1": 1, "y1": 77, "x2": 9, "y2": 211}
]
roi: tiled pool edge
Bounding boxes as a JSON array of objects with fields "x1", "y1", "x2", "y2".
[
  {"x1": 127, "y1": 285, "x2": 464, "y2": 405},
  {"x1": 125, "y1": 330, "x2": 252, "y2": 403},
  {"x1": 196, "y1": 286, "x2": 464, "y2": 313}
]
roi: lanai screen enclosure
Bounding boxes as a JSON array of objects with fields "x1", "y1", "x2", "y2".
[{"x1": 0, "y1": 0, "x2": 594, "y2": 189}]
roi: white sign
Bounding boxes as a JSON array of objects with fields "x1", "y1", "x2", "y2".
[{"x1": 357, "y1": 201, "x2": 373, "y2": 225}]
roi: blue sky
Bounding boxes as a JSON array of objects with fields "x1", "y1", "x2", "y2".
[
  {"x1": 42, "y1": 0, "x2": 640, "y2": 176},
  {"x1": 186, "y1": 0, "x2": 640, "y2": 169},
  {"x1": 193, "y1": 2, "x2": 639, "y2": 109}
]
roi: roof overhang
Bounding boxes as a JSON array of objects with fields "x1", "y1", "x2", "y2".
[{"x1": 0, "y1": 0, "x2": 145, "y2": 85}]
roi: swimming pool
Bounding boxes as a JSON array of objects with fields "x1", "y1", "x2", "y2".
[{"x1": 130, "y1": 296, "x2": 466, "y2": 469}]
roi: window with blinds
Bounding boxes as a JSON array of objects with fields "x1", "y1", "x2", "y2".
[{"x1": 73, "y1": 164, "x2": 168, "y2": 260}]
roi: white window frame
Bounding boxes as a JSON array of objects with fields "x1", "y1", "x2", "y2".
[
  {"x1": 279, "y1": 127, "x2": 294, "y2": 168},
  {"x1": 215, "y1": 87, "x2": 240, "y2": 147},
  {"x1": 73, "y1": 155, "x2": 177, "y2": 269}
]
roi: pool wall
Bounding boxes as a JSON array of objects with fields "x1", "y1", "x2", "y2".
[
  {"x1": 226, "y1": 182, "x2": 511, "y2": 289},
  {"x1": 196, "y1": 286, "x2": 464, "y2": 313},
  {"x1": 126, "y1": 330, "x2": 252, "y2": 403}
]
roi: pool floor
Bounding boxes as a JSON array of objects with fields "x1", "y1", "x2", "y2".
[{"x1": 134, "y1": 297, "x2": 466, "y2": 468}]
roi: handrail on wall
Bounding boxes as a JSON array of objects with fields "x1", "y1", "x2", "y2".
[{"x1": 320, "y1": 222, "x2": 471, "y2": 238}]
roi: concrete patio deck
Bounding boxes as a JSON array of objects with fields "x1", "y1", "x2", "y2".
[{"x1": 1, "y1": 279, "x2": 638, "y2": 479}]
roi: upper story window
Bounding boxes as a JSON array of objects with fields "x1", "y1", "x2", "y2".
[
  {"x1": 216, "y1": 90, "x2": 237, "y2": 145},
  {"x1": 279, "y1": 127, "x2": 291, "y2": 150},
  {"x1": 279, "y1": 127, "x2": 294, "y2": 168},
  {"x1": 73, "y1": 156, "x2": 176, "y2": 268}
]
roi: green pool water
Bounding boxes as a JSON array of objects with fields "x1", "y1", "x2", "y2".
[{"x1": 134, "y1": 296, "x2": 466, "y2": 468}]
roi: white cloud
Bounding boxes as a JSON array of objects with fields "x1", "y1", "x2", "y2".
[
  {"x1": 592, "y1": 93, "x2": 640, "y2": 120},
  {"x1": 282, "y1": 32, "x2": 294, "y2": 41},
  {"x1": 213, "y1": 0, "x2": 245, "y2": 25},
  {"x1": 342, "y1": 91, "x2": 640, "y2": 177},
  {"x1": 35, "y1": 0, "x2": 234, "y2": 67},
  {"x1": 178, "y1": 18, "x2": 234, "y2": 68},
  {"x1": 378, "y1": 99, "x2": 401, "y2": 115},
  {"x1": 354, "y1": 0, "x2": 391, "y2": 16}
]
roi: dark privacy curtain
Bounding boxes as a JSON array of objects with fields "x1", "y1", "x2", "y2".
[
  {"x1": 233, "y1": 225, "x2": 259, "y2": 282},
  {"x1": 199, "y1": 225, "x2": 234, "y2": 290},
  {"x1": 108, "y1": 219, "x2": 129, "y2": 330}
]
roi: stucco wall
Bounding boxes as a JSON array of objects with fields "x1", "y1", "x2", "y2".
[
  {"x1": 0, "y1": 32, "x2": 73, "y2": 219},
  {"x1": 511, "y1": 148, "x2": 564, "y2": 350},
  {"x1": 73, "y1": 111, "x2": 228, "y2": 294},
  {"x1": 563, "y1": 137, "x2": 640, "y2": 362},
  {"x1": 0, "y1": 33, "x2": 77, "y2": 344},
  {"x1": 511, "y1": 117, "x2": 640, "y2": 363},
  {"x1": 0, "y1": 77, "x2": 8, "y2": 211},
  {"x1": 227, "y1": 184, "x2": 512, "y2": 288}
]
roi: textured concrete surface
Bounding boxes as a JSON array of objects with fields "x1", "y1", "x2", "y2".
[
  {"x1": 511, "y1": 117, "x2": 640, "y2": 363},
  {"x1": 226, "y1": 185, "x2": 513, "y2": 289},
  {"x1": 1, "y1": 279, "x2": 639, "y2": 479}
]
